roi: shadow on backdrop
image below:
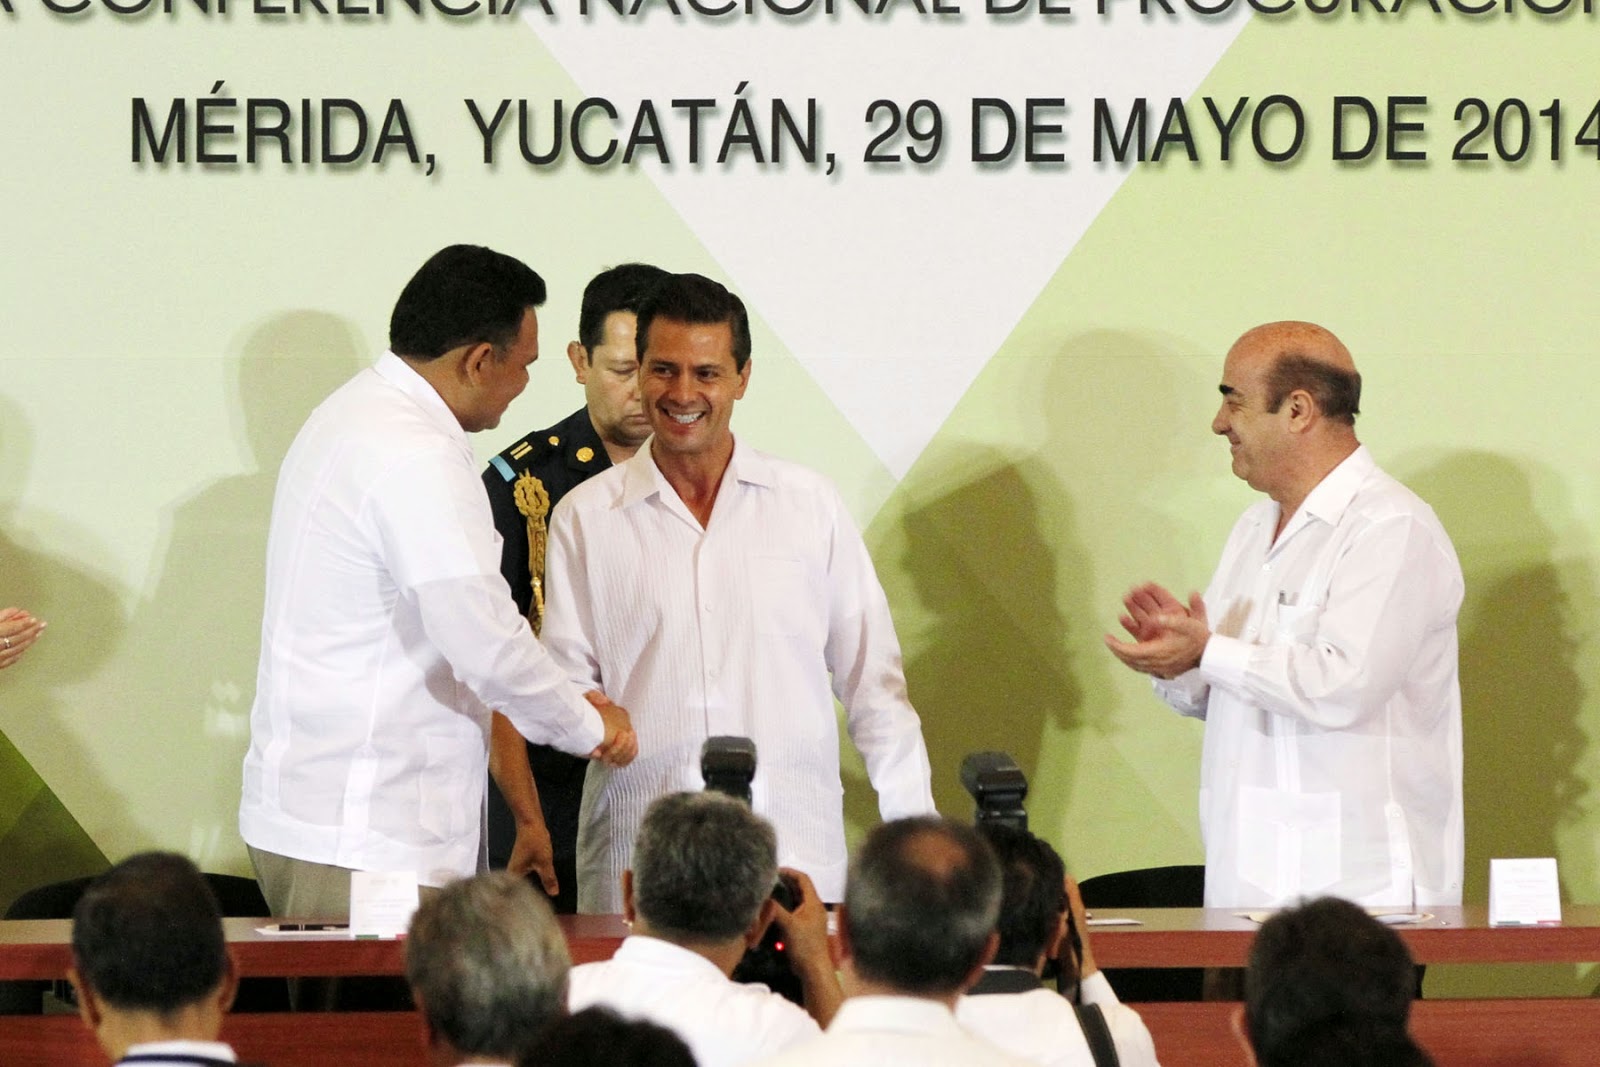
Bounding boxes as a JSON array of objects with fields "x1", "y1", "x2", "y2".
[
  {"x1": 113, "y1": 313, "x2": 365, "y2": 873},
  {"x1": 848, "y1": 328, "x2": 1203, "y2": 848},
  {"x1": 1401, "y1": 449, "x2": 1594, "y2": 997},
  {"x1": 0, "y1": 393, "x2": 125, "y2": 909}
]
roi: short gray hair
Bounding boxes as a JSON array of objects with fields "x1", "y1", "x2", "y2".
[
  {"x1": 845, "y1": 817, "x2": 1001, "y2": 995},
  {"x1": 633, "y1": 791, "x2": 778, "y2": 942},
  {"x1": 405, "y1": 872, "x2": 569, "y2": 1060}
]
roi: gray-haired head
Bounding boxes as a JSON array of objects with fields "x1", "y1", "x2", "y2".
[
  {"x1": 405, "y1": 872, "x2": 570, "y2": 1062},
  {"x1": 631, "y1": 791, "x2": 779, "y2": 944},
  {"x1": 844, "y1": 816, "x2": 1002, "y2": 996}
]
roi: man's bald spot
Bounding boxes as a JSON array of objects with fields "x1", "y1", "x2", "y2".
[
  {"x1": 902, "y1": 827, "x2": 975, "y2": 883},
  {"x1": 1226, "y1": 322, "x2": 1362, "y2": 425},
  {"x1": 1231, "y1": 320, "x2": 1357, "y2": 376}
]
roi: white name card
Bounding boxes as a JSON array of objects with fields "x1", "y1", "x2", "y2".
[
  {"x1": 350, "y1": 870, "x2": 420, "y2": 938},
  {"x1": 1488, "y1": 857, "x2": 1561, "y2": 927}
]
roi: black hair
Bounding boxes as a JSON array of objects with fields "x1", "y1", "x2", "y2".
[
  {"x1": 576, "y1": 263, "x2": 670, "y2": 354},
  {"x1": 1264, "y1": 353, "x2": 1361, "y2": 425},
  {"x1": 519, "y1": 1006, "x2": 696, "y2": 1067},
  {"x1": 1245, "y1": 897, "x2": 1422, "y2": 1067},
  {"x1": 634, "y1": 272, "x2": 752, "y2": 371},
  {"x1": 978, "y1": 823, "x2": 1068, "y2": 968},
  {"x1": 71, "y1": 852, "x2": 228, "y2": 1013},
  {"x1": 389, "y1": 244, "x2": 546, "y2": 361}
]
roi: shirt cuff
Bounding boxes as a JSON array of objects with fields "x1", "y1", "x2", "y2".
[
  {"x1": 548, "y1": 698, "x2": 606, "y2": 756},
  {"x1": 1079, "y1": 970, "x2": 1120, "y2": 1007},
  {"x1": 1152, "y1": 671, "x2": 1207, "y2": 712},
  {"x1": 1199, "y1": 632, "x2": 1252, "y2": 693}
]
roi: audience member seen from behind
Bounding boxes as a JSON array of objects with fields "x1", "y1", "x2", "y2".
[
  {"x1": 0, "y1": 606, "x2": 45, "y2": 669},
  {"x1": 567, "y1": 791, "x2": 833, "y2": 1066},
  {"x1": 754, "y1": 816, "x2": 1030, "y2": 1067},
  {"x1": 68, "y1": 852, "x2": 240, "y2": 1067},
  {"x1": 1242, "y1": 896, "x2": 1434, "y2": 1067},
  {"x1": 958, "y1": 824, "x2": 1160, "y2": 1067},
  {"x1": 521, "y1": 1006, "x2": 697, "y2": 1067},
  {"x1": 406, "y1": 871, "x2": 572, "y2": 1067}
]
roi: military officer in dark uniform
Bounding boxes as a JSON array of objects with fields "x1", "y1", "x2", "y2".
[{"x1": 483, "y1": 262, "x2": 668, "y2": 913}]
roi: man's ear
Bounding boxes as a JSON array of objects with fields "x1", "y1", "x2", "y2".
[
  {"x1": 214, "y1": 952, "x2": 240, "y2": 1014},
  {"x1": 1046, "y1": 910, "x2": 1069, "y2": 963},
  {"x1": 1230, "y1": 1004, "x2": 1258, "y2": 1066},
  {"x1": 621, "y1": 870, "x2": 637, "y2": 925},
  {"x1": 567, "y1": 341, "x2": 590, "y2": 384},
  {"x1": 958, "y1": 931, "x2": 1001, "y2": 994},
  {"x1": 745, "y1": 896, "x2": 779, "y2": 950},
  {"x1": 412, "y1": 989, "x2": 440, "y2": 1049},
  {"x1": 67, "y1": 966, "x2": 102, "y2": 1031},
  {"x1": 461, "y1": 340, "x2": 500, "y2": 386},
  {"x1": 1285, "y1": 388, "x2": 1317, "y2": 431}
]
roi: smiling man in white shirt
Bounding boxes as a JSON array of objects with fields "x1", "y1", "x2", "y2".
[
  {"x1": 239, "y1": 245, "x2": 636, "y2": 918},
  {"x1": 1105, "y1": 321, "x2": 1464, "y2": 909},
  {"x1": 542, "y1": 272, "x2": 935, "y2": 913}
]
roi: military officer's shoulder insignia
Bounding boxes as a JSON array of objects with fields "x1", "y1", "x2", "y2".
[
  {"x1": 489, "y1": 430, "x2": 556, "y2": 483},
  {"x1": 575, "y1": 446, "x2": 595, "y2": 464}
]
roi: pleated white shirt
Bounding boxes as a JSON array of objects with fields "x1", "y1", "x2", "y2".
[{"x1": 543, "y1": 439, "x2": 935, "y2": 912}]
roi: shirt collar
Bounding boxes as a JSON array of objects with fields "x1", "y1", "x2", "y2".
[
  {"x1": 618, "y1": 436, "x2": 773, "y2": 509},
  {"x1": 1259, "y1": 444, "x2": 1373, "y2": 548},
  {"x1": 613, "y1": 934, "x2": 730, "y2": 980},
  {"x1": 1299, "y1": 444, "x2": 1374, "y2": 526},
  {"x1": 373, "y1": 351, "x2": 472, "y2": 460},
  {"x1": 121, "y1": 1039, "x2": 236, "y2": 1063},
  {"x1": 828, "y1": 995, "x2": 965, "y2": 1037}
]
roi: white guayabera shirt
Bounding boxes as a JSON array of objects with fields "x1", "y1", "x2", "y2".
[
  {"x1": 1155, "y1": 446, "x2": 1465, "y2": 908},
  {"x1": 544, "y1": 438, "x2": 936, "y2": 913},
  {"x1": 240, "y1": 353, "x2": 603, "y2": 886}
]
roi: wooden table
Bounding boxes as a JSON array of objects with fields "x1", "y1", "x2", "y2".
[
  {"x1": 0, "y1": 914, "x2": 632, "y2": 980},
  {"x1": 1087, "y1": 904, "x2": 1600, "y2": 968},
  {"x1": 4, "y1": 908, "x2": 1597, "y2": 1067}
]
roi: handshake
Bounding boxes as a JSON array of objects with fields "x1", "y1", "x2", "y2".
[{"x1": 584, "y1": 691, "x2": 638, "y2": 767}]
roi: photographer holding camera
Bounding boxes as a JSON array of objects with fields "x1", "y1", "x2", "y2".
[
  {"x1": 957, "y1": 823, "x2": 1160, "y2": 1067},
  {"x1": 567, "y1": 791, "x2": 841, "y2": 1067}
]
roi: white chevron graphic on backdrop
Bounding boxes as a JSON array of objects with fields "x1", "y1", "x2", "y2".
[{"x1": 525, "y1": 10, "x2": 1248, "y2": 477}]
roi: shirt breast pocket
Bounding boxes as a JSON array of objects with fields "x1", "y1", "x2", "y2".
[
  {"x1": 1273, "y1": 598, "x2": 1322, "y2": 645},
  {"x1": 750, "y1": 555, "x2": 811, "y2": 637}
]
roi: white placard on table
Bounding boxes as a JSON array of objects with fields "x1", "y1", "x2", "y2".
[
  {"x1": 1489, "y1": 857, "x2": 1561, "y2": 927},
  {"x1": 350, "y1": 870, "x2": 420, "y2": 938}
]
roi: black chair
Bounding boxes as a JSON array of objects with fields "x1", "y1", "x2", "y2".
[
  {"x1": 1078, "y1": 864, "x2": 1206, "y2": 1002},
  {"x1": 0, "y1": 872, "x2": 290, "y2": 1014}
]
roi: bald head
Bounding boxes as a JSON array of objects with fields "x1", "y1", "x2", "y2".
[
  {"x1": 1213, "y1": 321, "x2": 1362, "y2": 508},
  {"x1": 1231, "y1": 321, "x2": 1355, "y2": 374},
  {"x1": 1227, "y1": 322, "x2": 1361, "y2": 426}
]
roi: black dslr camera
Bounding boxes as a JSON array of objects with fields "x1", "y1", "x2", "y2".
[
  {"x1": 700, "y1": 737, "x2": 805, "y2": 1006},
  {"x1": 960, "y1": 750, "x2": 1083, "y2": 1000},
  {"x1": 959, "y1": 750, "x2": 1030, "y2": 831}
]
